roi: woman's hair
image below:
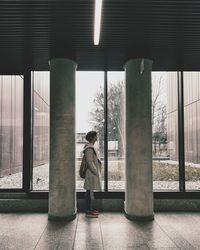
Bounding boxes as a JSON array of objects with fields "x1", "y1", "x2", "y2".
[{"x1": 85, "y1": 130, "x2": 97, "y2": 142}]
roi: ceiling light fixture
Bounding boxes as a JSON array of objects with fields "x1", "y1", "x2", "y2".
[{"x1": 94, "y1": 0, "x2": 103, "y2": 45}]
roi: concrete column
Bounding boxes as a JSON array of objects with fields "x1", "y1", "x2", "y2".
[
  {"x1": 124, "y1": 58, "x2": 154, "y2": 221},
  {"x1": 48, "y1": 58, "x2": 77, "y2": 221}
]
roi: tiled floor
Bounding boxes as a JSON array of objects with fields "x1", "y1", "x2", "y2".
[{"x1": 0, "y1": 212, "x2": 200, "y2": 249}]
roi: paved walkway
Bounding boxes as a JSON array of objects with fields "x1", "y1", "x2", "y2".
[{"x1": 0, "y1": 212, "x2": 200, "y2": 249}]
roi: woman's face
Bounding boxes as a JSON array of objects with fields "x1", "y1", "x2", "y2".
[{"x1": 91, "y1": 135, "x2": 97, "y2": 144}]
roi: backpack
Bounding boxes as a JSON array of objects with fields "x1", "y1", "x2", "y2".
[{"x1": 79, "y1": 154, "x2": 87, "y2": 179}]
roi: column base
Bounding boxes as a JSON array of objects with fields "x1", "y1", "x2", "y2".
[
  {"x1": 48, "y1": 211, "x2": 77, "y2": 221},
  {"x1": 125, "y1": 212, "x2": 154, "y2": 221}
]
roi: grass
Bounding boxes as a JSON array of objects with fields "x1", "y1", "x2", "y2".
[{"x1": 153, "y1": 161, "x2": 200, "y2": 181}]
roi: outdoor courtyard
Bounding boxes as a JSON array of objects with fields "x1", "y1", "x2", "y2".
[{"x1": 0, "y1": 160, "x2": 200, "y2": 191}]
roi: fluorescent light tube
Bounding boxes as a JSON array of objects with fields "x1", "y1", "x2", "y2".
[{"x1": 94, "y1": 0, "x2": 103, "y2": 45}]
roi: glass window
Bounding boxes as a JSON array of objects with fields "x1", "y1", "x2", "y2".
[
  {"x1": 152, "y1": 72, "x2": 179, "y2": 191},
  {"x1": 76, "y1": 72, "x2": 104, "y2": 190},
  {"x1": 32, "y1": 72, "x2": 50, "y2": 190},
  {"x1": 107, "y1": 72, "x2": 125, "y2": 190},
  {"x1": 184, "y1": 72, "x2": 200, "y2": 191},
  {"x1": 0, "y1": 75, "x2": 23, "y2": 188}
]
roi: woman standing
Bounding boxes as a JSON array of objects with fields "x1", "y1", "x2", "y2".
[{"x1": 83, "y1": 131, "x2": 102, "y2": 218}]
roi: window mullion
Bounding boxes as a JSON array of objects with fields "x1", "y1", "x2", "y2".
[
  {"x1": 23, "y1": 70, "x2": 33, "y2": 192},
  {"x1": 104, "y1": 70, "x2": 108, "y2": 192},
  {"x1": 177, "y1": 71, "x2": 185, "y2": 192}
]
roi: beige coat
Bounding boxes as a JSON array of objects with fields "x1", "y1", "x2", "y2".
[{"x1": 83, "y1": 143, "x2": 102, "y2": 191}]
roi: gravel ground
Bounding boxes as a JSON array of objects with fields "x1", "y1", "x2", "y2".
[{"x1": 0, "y1": 163, "x2": 200, "y2": 190}]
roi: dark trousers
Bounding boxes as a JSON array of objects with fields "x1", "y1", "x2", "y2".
[{"x1": 85, "y1": 190, "x2": 91, "y2": 212}]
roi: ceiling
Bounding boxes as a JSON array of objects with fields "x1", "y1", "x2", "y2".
[{"x1": 1, "y1": 0, "x2": 200, "y2": 73}]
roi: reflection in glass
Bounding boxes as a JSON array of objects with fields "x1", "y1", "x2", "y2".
[
  {"x1": 0, "y1": 75, "x2": 23, "y2": 188},
  {"x1": 152, "y1": 72, "x2": 179, "y2": 191},
  {"x1": 107, "y1": 72, "x2": 125, "y2": 190},
  {"x1": 76, "y1": 72, "x2": 104, "y2": 190},
  {"x1": 32, "y1": 72, "x2": 50, "y2": 190},
  {"x1": 184, "y1": 72, "x2": 200, "y2": 191}
]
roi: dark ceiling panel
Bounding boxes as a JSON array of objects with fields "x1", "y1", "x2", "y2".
[{"x1": 0, "y1": 0, "x2": 200, "y2": 72}]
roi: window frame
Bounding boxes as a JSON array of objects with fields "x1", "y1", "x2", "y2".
[{"x1": 0, "y1": 70, "x2": 200, "y2": 199}]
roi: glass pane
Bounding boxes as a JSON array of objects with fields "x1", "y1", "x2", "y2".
[
  {"x1": 32, "y1": 72, "x2": 50, "y2": 190},
  {"x1": 184, "y1": 72, "x2": 200, "y2": 191},
  {"x1": 152, "y1": 72, "x2": 179, "y2": 191},
  {"x1": 107, "y1": 72, "x2": 125, "y2": 190},
  {"x1": 76, "y1": 72, "x2": 104, "y2": 190},
  {"x1": 0, "y1": 75, "x2": 23, "y2": 188}
]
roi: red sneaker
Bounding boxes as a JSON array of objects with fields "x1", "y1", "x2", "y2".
[
  {"x1": 91, "y1": 209, "x2": 99, "y2": 214},
  {"x1": 85, "y1": 211, "x2": 98, "y2": 218}
]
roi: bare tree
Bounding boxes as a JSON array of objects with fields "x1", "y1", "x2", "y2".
[
  {"x1": 90, "y1": 74, "x2": 167, "y2": 157},
  {"x1": 152, "y1": 74, "x2": 167, "y2": 155},
  {"x1": 89, "y1": 81, "x2": 125, "y2": 157},
  {"x1": 152, "y1": 75, "x2": 163, "y2": 127}
]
